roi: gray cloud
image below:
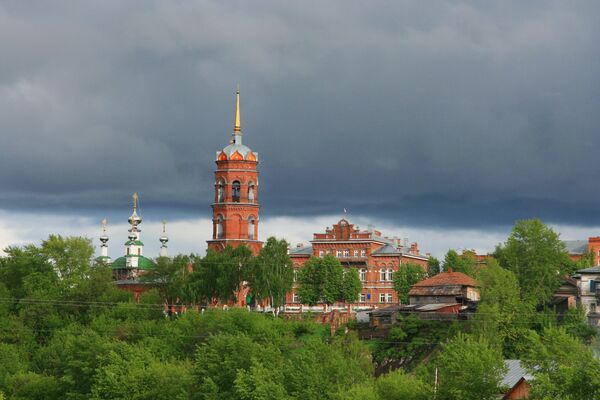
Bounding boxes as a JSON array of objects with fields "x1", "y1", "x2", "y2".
[{"x1": 1, "y1": 1, "x2": 600, "y2": 229}]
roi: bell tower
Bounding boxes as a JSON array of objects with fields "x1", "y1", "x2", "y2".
[{"x1": 207, "y1": 89, "x2": 262, "y2": 255}]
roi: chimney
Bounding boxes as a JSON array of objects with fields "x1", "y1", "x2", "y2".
[{"x1": 410, "y1": 242, "x2": 419, "y2": 255}]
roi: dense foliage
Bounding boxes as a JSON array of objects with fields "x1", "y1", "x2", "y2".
[
  {"x1": 1, "y1": 218, "x2": 600, "y2": 399},
  {"x1": 392, "y1": 262, "x2": 427, "y2": 304},
  {"x1": 296, "y1": 255, "x2": 361, "y2": 306}
]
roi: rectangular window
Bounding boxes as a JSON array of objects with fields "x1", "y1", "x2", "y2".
[
  {"x1": 336, "y1": 250, "x2": 343, "y2": 257},
  {"x1": 360, "y1": 294, "x2": 366, "y2": 303},
  {"x1": 360, "y1": 269, "x2": 367, "y2": 281},
  {"x1": 354, "y1": 250, "x2": 359, "y2": 257},
  {"x1": 387, "y1": 293, "x2": 393, "y2": 303},
  {"x1": 387, "y1": 269, "x2": 394, "y2": 281},
  {"x1": 380, "y1": 293, "x2": 386, "y2": 303},
  {"x1": 591, "y1": 303, "x2": 597, "y2": 313},
  {"x1": 591, "y1": 280, "x2": 597, "y2": 293},
  {"x1": 319, "y1": 250, "x2": 324, "y2": 257},
  {"x1": 361, "y1": 249, "x2": 366, "y2": 257},
  {"x1": 380, "y1": 269, "x2": 386, "y2": 281},
  {"x1": 293, "y1": 293, "x2": 300, "y2": 303},
  {"x1": 343, "y1": 249, "x2": 350, "y2": 257}
]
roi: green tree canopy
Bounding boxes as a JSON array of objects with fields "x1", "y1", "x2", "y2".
[
  {"x1": 442, "y1": 249, "x2": 477, "y2": 277},
  {"x1": 436, "y1": 334, "x2": 506, "y2": 400},
  {"x1": 392, "y1": 263, "x2": 427, "y2": 304},
  {"x1": 246, "y1": 237, "x2": 294, "y2": 308},
  {"x1": 495, "y1": 219, "x2": 573, "y2": 305},
  {"x1": 297, "y1": 255, "x2": 361, "y2": 305}
]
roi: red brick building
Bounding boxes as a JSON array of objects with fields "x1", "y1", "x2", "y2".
[
  {"x1": 207, "y1": 89, "x2": 263, "y2": 255},
  {"x1": 287, "y1": 219, "x2": 429, "y2": 307},
  {"x1": 565, "y1": 238, "x2": 600, "y2": 265}
]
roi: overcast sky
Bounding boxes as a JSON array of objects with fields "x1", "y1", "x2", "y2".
[{"x1": 1, "y1": 1, "x2": 600, "y2": 258}]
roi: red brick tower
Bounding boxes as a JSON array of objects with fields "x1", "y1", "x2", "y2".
[{"x1": 207, "y1": 89, "x2": 263, "y2": 255}]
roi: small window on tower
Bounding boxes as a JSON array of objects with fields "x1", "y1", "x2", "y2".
[
  {"x1": 248, "y1": 216, "x2": 255, "y2": 239},
  {"x1": 232, "y1": 181, "x2": 241, "y2": 202},
  {"x1": 216, "y1": 179, "x2": 225, "y2": 202},
  {"x1": 248, "y1": 182, "x2": 255, "y2": 202}
]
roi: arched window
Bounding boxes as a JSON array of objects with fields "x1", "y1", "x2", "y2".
[
  {"x1": 248, "y1": 182, "x2": 255, "y2": 202},
  {"x1": 380, "y1": 269, "x2": 386, "y2": 281},
  {"x1": 216, "y1": 215, "x2": 224, "y2": 239},
  {"x1": 387, "y1": 269, "x2": 394, "y2": 281},
  {"x1": 232, "y1": 181, "x2": 241, "y2": 202},
  {"x1": 216, "y1": 179, "x2": 225, "y2": 202},
  {"x1": 248, "y1": 216, "x2": 255, "y2": 239},
  {"x1": 360, "y1": 268, "x2": 367, "y2": 281}
]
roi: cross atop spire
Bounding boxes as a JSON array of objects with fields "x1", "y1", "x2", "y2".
[
  {"x1": 101, "y1": 218, "x2": 108, "y2": 233},
  {"x1": 233, "y1": 86, "x2": 241, "y2": 134},
  {"x1": 132, "y1": 192, "x2": 138, "y2": 211}
]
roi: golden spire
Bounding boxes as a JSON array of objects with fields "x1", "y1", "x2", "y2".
[
  {"x1": 132, "y1": 192, "x2": 138, "y2": 211},
  {"x1": 234, "y1": 86, "x2": 241, "y2": 133}
]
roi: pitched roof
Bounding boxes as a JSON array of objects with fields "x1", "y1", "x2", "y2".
[
  {"x1": 372, "y1": 244, "x2": 401, "y2": 255},
  {"x1": 289, "y1": 245, "x2": 313, "y2": 256},
  {"x1": 563, "y1": 240, "x2": 588, "y2": 255},
  {"x1": 412, "y1": 270, "x2": 476, "y2": 288},
  {"x1": 502, "y1": 360, "x2": 534, "y2": 388},
  {"x1": 577, "y1": 266, "x2": 600, "y2": 274}
]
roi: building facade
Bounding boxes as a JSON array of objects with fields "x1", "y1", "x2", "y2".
[
  {"x1": 207, "y1": 89, "x2": 263, "y2": 255},
  {"x1": 287, "y1": 218, "x2": 429, "y2": 308}
]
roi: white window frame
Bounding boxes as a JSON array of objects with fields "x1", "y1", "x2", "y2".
[
  {"x1": 343, "y1": 249, "x2": 350, "y2": 257},
  {"x1": 360, "y1": 294, "x2": 366, "y2": 303},
  {"x1": 361, "y1": 249, "x2": 366, "y2": 257},
  {"x1": 293, "y1": 292, "x2": 300, "y2": 304},
  {"x1": 380, "y1": 269, "x2": 386, "y2": 281},
  {"x1": 379, "y1": 293, "x2": 386, "y2": 303},
  {"x1": 336, "y1": 250, "x2": 343, "y2": 257},
  {"x1": 360, "y1": 268, "x2": 367, "y2": 281},
  {"x1": 319, "y1": 250, "x2": 324, "y2": 257},
  {"x1": 353, "y1": 249, "x2": 359, "y2": 257},
  {"x1": 387, "y1": 268, "x2": 394, "y2": 281},
  {"x1": 387, "y1": 293, "x2": 393, "y2": 303}
]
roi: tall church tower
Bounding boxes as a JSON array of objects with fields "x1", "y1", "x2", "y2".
[{"x1": 207, "y1": 89, "x2": 262, "y2": 255}]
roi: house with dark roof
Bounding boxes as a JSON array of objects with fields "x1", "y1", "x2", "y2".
[{"x1": 408, "y1": 268, "x2": 479, "y2": 306}]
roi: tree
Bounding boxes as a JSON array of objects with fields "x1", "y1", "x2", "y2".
[
  {"x1": 495, "y1": 219, "x2": 573, "y2": 305},
  {"x1": 142, "y1": 254, "x2": 193, "y2": 309},
  {"x1": 473, "y1": 258, "x2": 533, "y2": 357},
  {"x1": 523, "y1": 327, "x2": 600, "y2": 399},
  {"x1": 436, "y1": 334, "x2": 506, "y2": 400},
  {"x1": 40, "y1": 235, "x2": 94, "y2": 285},
  {"x1": 393, "y1": 263, "x2": 426, "y2": 304},
  {"x1": 190, "y1": 246, "x2": 253, "y2": 304},
  {"x1": 443, "y1": 249, "x2": 476, "y2": 277},
  {"x1": 427, "y1": 256, "x2": 440, "y2": 275},
  {"x1": 297, "y1": 255, "x2": 360, "y2": 305},
  {"x1": 246, "y1": 237, "x2": 294, "y2": 308},
  {"x1": 374, "y1": 370, "x2": 431, "y2": 400}
]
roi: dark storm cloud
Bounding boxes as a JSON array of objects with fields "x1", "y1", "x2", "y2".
[{"x1": 1, "y1": 1, "x2": 600, "y2": 228}]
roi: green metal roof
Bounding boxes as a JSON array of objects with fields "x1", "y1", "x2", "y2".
[
  {"x1": 124, "y1": 240, "x2": 144, "y2": 246},
  {"x1": 111, "y1": 255, "x2": 155, "y2": 270}
]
